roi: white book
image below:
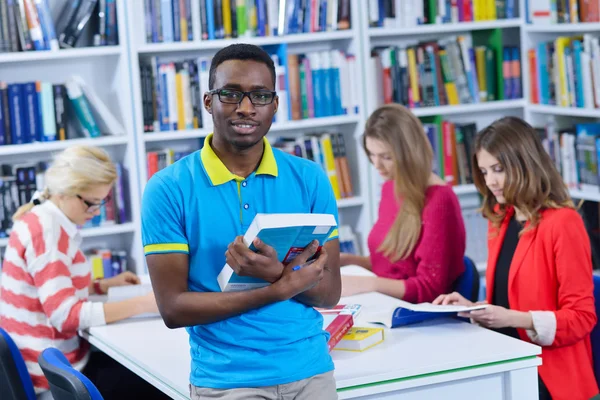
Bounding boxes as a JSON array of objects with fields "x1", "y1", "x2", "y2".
[
  {"x1": 70, "y1": 75, "x2": 126, "y2": 136},
  {"x1": 342, "y1": 292, "x2": 488, "y2": 329},
  {"x1": 217, "y1": 213, "x2": 337, "y2": 292}
]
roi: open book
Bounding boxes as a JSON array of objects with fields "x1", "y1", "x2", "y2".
[
  {"x1": 217, "y1": 213, "x2": 337, "y2": 292},
  {"x1": 107, "y1": 284, "x2": 160, "y2": 319},
  {"x1": 342, "y1": 292, "x2": 487, "y2": 328}
]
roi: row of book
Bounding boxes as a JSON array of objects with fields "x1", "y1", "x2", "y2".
[
  {"x1": 272, "y1": 132, "x2": 354, "y2": 200},
  {"x1": 89, "y1": 248, "x2": 129, "y2": 280},
  {"x1": 529, "y1": 35, "x2": 600, "y2": 110},
  {"x1": 146, "y1": 149, "x2": 193, "y2": 179},
  {"x1": 0, "y1": 76, "x2": 125, "y2": 145},
  {"x1": 537, "y1": 121, "x2": 600, "y2": 192},
  {"x1": 422, "y1": 119, "x2": 478, "y2": 186},
  {"x1": 141, "y1": 49, "x2": 359, "y2": 133},
  {"x1": 370, "y1": 36, "x2": 521, "y2": 109},
  {"x1": 368, "y1": 0, "x2": 517, "y2": 28},
  {"x1": 0, "y1": 161, "x2": 129, "y2": 239},
  {"x1": 527, "y1": 0, "x2": 600, "y2": 24},
  {"x1": 143, "y1": 0, "x2": 351, "y2": 43},
  {"x1": 0, "y1": 0, "x2": 117, "y2": 53}
]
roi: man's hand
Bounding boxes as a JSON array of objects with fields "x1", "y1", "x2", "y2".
[
  {"x1": 275, "y1": 240, "x2": 327, "y2": 299},
  {"x1": 225, "y1": 236, "x2": 284, "y2": 283}
]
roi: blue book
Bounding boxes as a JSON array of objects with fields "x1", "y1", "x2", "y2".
[
  {"x1": 217, "y1": 213, "x2": 337, "y2": 292},
  {"x1": 161, "y1": 0, "x2": 174, "y2": 42},
  {"x1": 355, "y1": 292, "x2": 487, "y2": 329},
  {"x1": 8, "y1": 84, "x2": 24, "y2": 144}
]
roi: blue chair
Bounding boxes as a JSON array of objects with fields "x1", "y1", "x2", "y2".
[
  {"x1": 454, "y1": 256, "x2": 481, "y2": 303},
  {"x1": 38, "y1": 348, "x2": 103, "y2": 400},
  {"x1": 0, "y1": 327, "x2": 36, "y2": 400},
  {"x1": 590, "y1": 275, "x2": 600, "y2": 388}
]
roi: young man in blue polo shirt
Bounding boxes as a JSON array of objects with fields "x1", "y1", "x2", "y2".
[{"x1": 141, "y1": 44, "x2": 341, "y2": 400}]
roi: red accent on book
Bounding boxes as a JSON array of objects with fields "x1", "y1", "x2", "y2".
[{"x1": 324, "y1": 314, "x2": 354, "y2": 352}]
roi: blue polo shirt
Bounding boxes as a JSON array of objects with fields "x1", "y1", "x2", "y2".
[{"x1": 141, "y1": 134, "x2": 339, "y2": 389}]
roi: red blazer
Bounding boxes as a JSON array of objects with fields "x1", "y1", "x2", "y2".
[{"x1": 486, "y1": 207, "x2": 598, "y2": 400}]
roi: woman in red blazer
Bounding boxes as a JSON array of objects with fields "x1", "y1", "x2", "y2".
[{"x1": 434, "y1": 117, "x2": 598, "y2": 400}]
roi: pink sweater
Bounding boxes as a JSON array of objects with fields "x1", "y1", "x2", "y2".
[{"x1": 368, "y1": 182, "x2": 466, "y2": 303}]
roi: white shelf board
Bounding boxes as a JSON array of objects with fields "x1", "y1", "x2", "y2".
[
  {"x1": 0, "y1": 46, "x2": 122, "y2": 64},
  {"x1": 143, "y1": 115, "x2": 361, "y2": 143},
  {"x1": 138, "y1": 30, "x2": 355, "y2": 54},
  {"x1": 0, "y1": 136, "x2": 129, "y2": 157},
  {"x1": 570, "y1": 189, "x2": 600, "y2": 202},
  {"x1": 0, "y1": 223, "x2": 136, "y2": 247},
  {"x1": 453, "y1": 184, "x2": 478, "y2": 195},
  {"x1": 369, "y1": 19, "x2": 523, "y2": 37},
  {"x1": 525, "y1": 23, "x2": 600, "y2": 33},
  {"x1": 411, "y1": 99, "x2": 526, "y2": 117},
  {"x1": 143, "y1": 129, "x2": 208, "y2": 142},
  {"x1": 337, "y1": 197, "x2": 364, "y2": 208},
  {"x1": 80, "y1": 223, "x2": 137, "y2": 238},
  {"x1": 270, "y1": 114, "x2": 361, "y2": 131},
  {"x1": 527, "y1": 104, "x2": 600, "y2": 118}
]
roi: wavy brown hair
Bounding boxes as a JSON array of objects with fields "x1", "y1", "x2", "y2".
[
  {"x1": 363, "y1": 104, "x2": 433, "y2": 261},
  {"x1": 473, "y1": 117, "x2": 573, "y2": 232}
]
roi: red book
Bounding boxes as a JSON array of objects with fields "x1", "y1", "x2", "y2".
[
  {"x1": 317, "y1": 304, "x2": 361, "y2": 351},
  {"x1": 323, "y1": 313, "x2": 354, "y2": 352}
]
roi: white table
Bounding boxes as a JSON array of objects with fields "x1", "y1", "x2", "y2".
[{"x1": 82, "y1": 298, "x2": 542, "y2": 399}]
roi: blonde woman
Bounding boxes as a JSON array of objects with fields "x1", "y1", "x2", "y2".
[
  {"x1": 340, "y1": 104, "x2": 466, "y2": 302},
  {"x1": 0, "y1": 146, "x2": 165, "y2": 399}
]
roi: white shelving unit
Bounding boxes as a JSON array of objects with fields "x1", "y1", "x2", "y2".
[
  {"x1": 124, "y1": 0, "x2": 372, "y2": 262},
  {"x1": 0, "y1": 0, "x2": 143, "y2": 273},
  {"x1": 357, "y1": 2, "x2": 526, "y2": 229},
  {"x1": 520, "y1": 2, "x2": 600, "y2": 207}
]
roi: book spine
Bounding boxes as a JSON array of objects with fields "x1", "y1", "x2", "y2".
[
  {"x1": 65, "y1": 80, "x2": 101, "y2": 138},
  {"x1": 52, "y1": 84, "x2": 67, "y2": 141},
  {"x1": 326, "y1": 314, "x2": 353, "y2": 351}
]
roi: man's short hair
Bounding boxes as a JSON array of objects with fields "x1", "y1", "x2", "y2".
[{"x1": 209, "y1": 44, "x2": 276, "y2": 90}]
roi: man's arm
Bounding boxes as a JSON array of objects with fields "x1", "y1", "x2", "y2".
[
  {"x1": 147, "y1": 247, "x2": 328, "y2": 328},
  {"x1": 293, "y1": 239, "x2": 341, "y2": 308}
]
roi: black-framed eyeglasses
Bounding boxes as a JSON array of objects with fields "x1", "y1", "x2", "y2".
[
  {"x1": 207, "y1": 88, "x2": 277, "y2": 106},
  {"x1": 77, "y1": 194, "x2": 111, "y2": 213}
]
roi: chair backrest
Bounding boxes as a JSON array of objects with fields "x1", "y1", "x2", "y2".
[
  {"x1": 0, "y1": 327, "x2": 36, "y2": 400},
  {"x1": 38, "y1": 348, "x2": 103, "y2": 400},
  {"x1": 590, "y1": 275, "x2": 600, "y2": 388},
  {"x1": 454, "y1": 256, "x2": 481, "y2": 303}
]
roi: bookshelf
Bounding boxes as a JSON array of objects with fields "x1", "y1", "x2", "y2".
[
  {"x1": 124, "y1": 0, "x2": 372, "y2": 264},
  {"x1": 0, "y1": 0, "x2": 143, "y2": 274},
  {"x1": 357, "y1": 1, "x2": 526, "y2": 230},
  {"x1": 522, "y1": 0, "x2": 600, "y2": 207}
]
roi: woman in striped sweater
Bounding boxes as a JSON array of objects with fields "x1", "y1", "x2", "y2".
[{"x1": 0, "y1": 146, "x2": 166, "y2": 399}]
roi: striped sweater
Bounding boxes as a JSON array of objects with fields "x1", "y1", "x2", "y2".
[{"x1": 0, "y1": 201, "x2": 106, "y2": 393}]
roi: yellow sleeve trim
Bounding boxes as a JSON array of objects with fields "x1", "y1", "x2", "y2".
[
  {"x1": 144, "y1": 243, "x2": 189, "y2": 255},
  {"x1": 326, "y1": 228, "x2": 339, "y2": 241}
]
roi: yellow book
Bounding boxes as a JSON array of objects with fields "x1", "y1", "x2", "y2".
[
  {"x1": 320, "y1": 134, "x2": 341, "y2": 200},
  {"x1": 487, "y1": 0, "x2": 498, "y2": 21},
  {"x1": 474, "y1": 0, "x2": 482, "y2": 21},
  {"x1": 334, "y1": 327, "x2": 385, "y2": 352},
  {"x1": 406, "y1": 47, "x2": 420, "y2": 105},
  {"x1": 175, "y1": 72, "x2": 185, "y2": 131},
  {"x1": 475, "y1": 47, "x2": 487, "y2": 101},
  {"x1": 554, "y1": 37, "x2": 571, "y2": 107},
  {"x1": 222, "y1": 0, "x2": 232, "y2": 38},
  {"x1": 91, "y1": 256, "x2": 104, "y2": 280},
  {"x1": 180, "y1": 6, "x2": 188, "y2": 42}
]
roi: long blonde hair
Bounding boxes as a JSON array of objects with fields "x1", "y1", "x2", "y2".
[
  {"x1": 363, "y1": 104, "x2": 434, "y2": 261},
  {"x1": 473, "y1": 117, "x2": 573, "y2": 232},
  {"x1": 13, "y1": 146, "x2": 117, "y2": 221}
]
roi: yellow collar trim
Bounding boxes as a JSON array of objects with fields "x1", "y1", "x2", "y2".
[{"x1": 200, "y1": 134, "x2": 278, "y2": 186}]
